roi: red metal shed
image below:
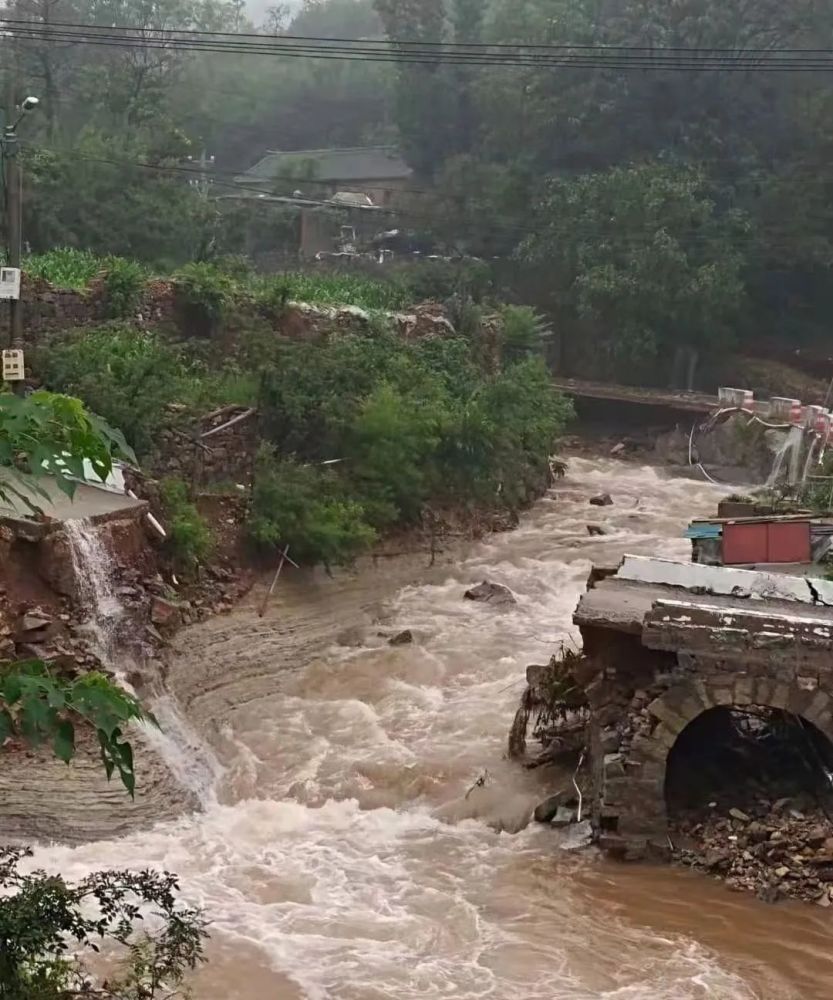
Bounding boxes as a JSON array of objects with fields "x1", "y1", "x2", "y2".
[{"x1": 722, "y1": 520, "x2": 811, "y2": 565}]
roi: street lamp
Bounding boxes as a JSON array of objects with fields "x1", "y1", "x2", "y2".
[{"x1": 9, "y1": 95, "x2": 40, "y2": 132}]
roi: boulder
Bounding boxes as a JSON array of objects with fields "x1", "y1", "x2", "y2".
[
  {"x1": 464, "y1": 580, "x2": 517, "y2": 607},
  {"x1": 551, "y1": 806, "x2": 576, "y2": 828},
  {"x1": 705, "y1": 848, "x2": 731, "y2": 872},
  {"x1": 150, "y1": 596, "x2": 182, "y2": 628},
  {"x1": 389, "y1": 629, "x2": 414, "y2": 646},
  {"x1": 560, "y1": 819, "x2": 594, "y2": 851},
  {"x1": 589, "y1": 493, "x2": 613, "y2": 507},
  {"x1": 805, "y1": 827, "x2": 828, "y2": 850},
  {"x1": 18, "y1": 613, "x2": 52, "y2": 634},
  {"x1": 587, "y1": 524, "x2": 607, "y2": 537},
  {"x1": 534, "y1": 793, "x2": 566, "y2": 824}
]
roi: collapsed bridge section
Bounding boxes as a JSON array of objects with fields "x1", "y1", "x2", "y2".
[{"x1": 572, "y1": 556, "x2": 833, "y2": 860}]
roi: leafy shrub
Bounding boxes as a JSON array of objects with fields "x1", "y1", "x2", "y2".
[
  {"x1": 258, "y1": 328, "x2": 406, "y2": 459},
  {"x1": 213, "y1": 253, "x2": 255, "y2": 282},
  {"x1": 500, "y1": 305, "x2": 553, "y2": 363},
  {"x1": 159, "y1": 477, "x2": 213, "y2": 573},
  {"x1": 0, "y1": 844, "x2": 206, "y2": 999},
  {"x1": 431, "y1": 358, "x2": 574, "y2": 507},
  {"x1": 346, "y1": 381, "x2": 445, "y2": 526},
  {"x1": 257, "y1": 328, "x2": 573, "y2": 546},
  {"x1": 173, "y1": 261, "x2": 238, "y2": 334},
  {"x1": 248, "y1": 449, "x2": 376, "y2": 567},
  {"x1": 37, "y1": 326, "x2": 192, "y2": 457},
  {"x1": 23, "y1": 247, "x2": 101, "y2": 289},
  {"x1": 198, "y1": 366, "x2": 261, "y2": 408},
  {"x1": 399, "y1": 259, "x2": 494, "y2": 304},
  {"x1": 102, "y1": 256, "x2": 148, "y2": 318},
  {"x1": 254, "y1": 275, "x2": 292, "y2": 316}
]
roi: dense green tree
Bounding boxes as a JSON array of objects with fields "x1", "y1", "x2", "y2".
[
  {"x1": 374, "y1": 0, "x2": 455, "y2": 175},
  {"x1": 22, "y1": 136, "x2": 216, "y2": 266},
  {"x1": 257, "y1": 319, "x2": 572, "y2": 558},
  {"x1": 248, "y1": 449, "x2": 377, "y2": 566},
  {"x1": 521, "y1": 163, "x2": 749, "y2": 385}
]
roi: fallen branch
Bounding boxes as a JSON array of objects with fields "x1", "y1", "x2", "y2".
[
  {"x1": 465, "y1": 771, "x2": 490, "y2": 799},
  {"x1": 169, "y1": 427, "x2": 213, "y2": 454},
  {"x1": 258, "y1": 545, "x2": 299, "y2": 618},
  {"x1": 201, "y1": 408, "x2": 258, "y2": 440}
]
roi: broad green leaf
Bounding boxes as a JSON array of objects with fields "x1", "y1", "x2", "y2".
[
  {"x1": 54, "y1": 474, "x2": 79, "y2": 500},
  {"x1": 53, "y1": 718, "x2": 75, "y2": 764},
  {"x1": 98, "y1": 731, "x2": 116, "y2": 781},
  {"x1": 19, "y1": 697, "x2": 54, "y2": 746},
  {"x1": 1, "y1": 672, "x2": 23, "y2": 704}
]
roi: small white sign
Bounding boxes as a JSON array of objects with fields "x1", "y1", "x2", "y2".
[
  {"x1": 0, "y1": 267, "x2": 21, "y2": 301},
  {"x1": 2, "y1": 349, "x2": 25, "y2": 382}
]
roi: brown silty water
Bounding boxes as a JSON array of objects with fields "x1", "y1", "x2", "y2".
[{"x1": 26, "y1": 459, "x2": 833, "y2": 999}]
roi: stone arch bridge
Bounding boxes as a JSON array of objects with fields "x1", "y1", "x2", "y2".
[{"x1": 573, "y1": 556, "x2": 833, "y2": 859}]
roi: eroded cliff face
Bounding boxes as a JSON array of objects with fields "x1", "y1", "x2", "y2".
[{"x1": 0, "y1": 512, "x2": 192, "y2": 845}]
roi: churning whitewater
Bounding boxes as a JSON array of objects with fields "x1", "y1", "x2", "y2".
[{"x1": 28, "y1": 460, "x2": 833, "y2": 999}]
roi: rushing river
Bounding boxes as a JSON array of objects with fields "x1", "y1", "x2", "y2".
[{"x1": 30, "y1": 458, "x2": 833, "y2": 999}]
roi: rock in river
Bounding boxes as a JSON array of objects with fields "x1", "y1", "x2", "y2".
[
  {"x1": 534, "y1": 793, "x2": 567, "y2": 824},
  {"x1": 464, "y1": 580, "x2": 517, "y2": 607}
]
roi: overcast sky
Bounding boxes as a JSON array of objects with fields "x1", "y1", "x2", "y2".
[{"x1": 245, "y1": 0, "x2": 303, "y2": 23}]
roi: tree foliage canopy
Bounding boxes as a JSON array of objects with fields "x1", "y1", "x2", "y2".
[
  {"x1": 0, "y1": 846, "x2": 207, "y2": 1000},
  {"x1": 254, "y1": 319, "x2": 572, "y2": 564},
  {"x1": 521, "y1": 164, "x2": 749, "y2": 381}
]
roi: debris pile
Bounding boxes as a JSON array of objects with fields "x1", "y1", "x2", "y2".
[
  {"x1": 667, "y1": 706, "x2": 833, "y2": 905},
  {"x1": 673, "y1": 798, "x2": 833, "y2": 906},
  {"x1": 508, "y1": 648, "x2": 589, "y2": 763}
]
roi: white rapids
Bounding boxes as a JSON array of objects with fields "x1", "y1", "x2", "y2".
[{"x1": 29, "y1": 461, "x2": 833, "y2": 1000}]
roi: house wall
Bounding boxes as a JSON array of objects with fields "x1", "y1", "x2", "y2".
[{"x1": 305, "y1": 176, "x2": 411, "y2": 207}]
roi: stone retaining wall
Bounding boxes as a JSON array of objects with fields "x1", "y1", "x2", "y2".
[{"x1": 153, "y1": 406, "x2": 258, "y2": 486}]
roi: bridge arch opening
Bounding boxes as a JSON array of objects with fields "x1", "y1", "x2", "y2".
[{"x1": 664, "y1": 705, "x2": 833, "y2": 819}]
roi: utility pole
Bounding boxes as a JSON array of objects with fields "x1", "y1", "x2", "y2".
[
  {"x1": 4, "y1": 106, "x2": 23, "y2": 354},
  {"x1": 2, "y1": 5, "x2": 39, "y2": 394},
  {"x1": 4, "y1": 12, "x2": 25, "y2": 394}
]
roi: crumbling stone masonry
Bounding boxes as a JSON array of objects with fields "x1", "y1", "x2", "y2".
[{"x1": 573, "y1": 561, "x2": 833, "y2": 860}]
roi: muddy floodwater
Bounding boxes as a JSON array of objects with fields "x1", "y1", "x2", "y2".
[{"x1": 29, "y1": 459, "x2": 833, "y2": 999}]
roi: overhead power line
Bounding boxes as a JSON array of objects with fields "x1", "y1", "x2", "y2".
[
  {"x1": 2, "y1": 16, "x2": 833, "y2": 54},
  {"x1": 2, "y1": 21, "x2": 833, "y2": 72}
]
